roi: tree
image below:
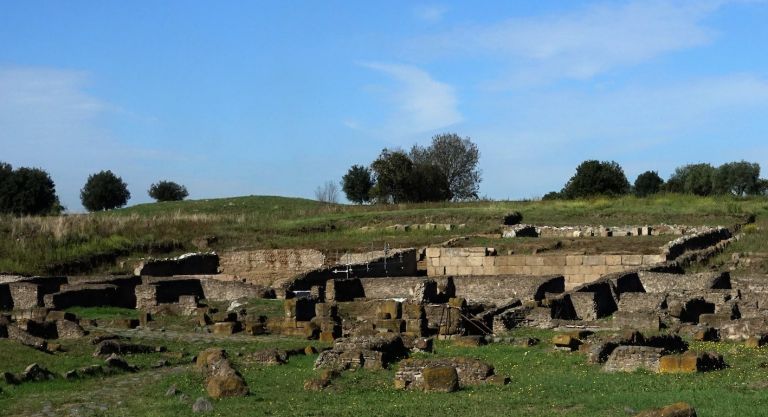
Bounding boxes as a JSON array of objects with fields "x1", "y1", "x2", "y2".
[
  {"x1": 369, "y1": 148, "x2": 452, "y2": 203},
  {"x1": 0, "y1": 163, "x2": 60, "y2": 215},
  {"x1": 405, "y1": 163, "x2": 452, "y2": 202},
  {"x1": 666, "y1": 163, "x2": 715, "y2": 196},
  {"x1": 410, "y1": 133, "x2": 481, "y2": 200},
  {"x1": 713, "y1": 161, "x2": 761, "y2": 196},
  {"x1": 314, "y1": 181, "x2": 339, "y2": 204},
  {"x1": 634, "y1": 171, "x2": 664, "y2": 197},
  {"x1": 370, "y1": 149, "x2": 415, "y2": 203},
  {"x1": 561, "y1": 160, "x2": 630, "y2": 198},
  {"x1": 80, "y1": 170, "x2": 131, "y2": 211},
  {"x1": 148, "y1": 180, "x2": 189, "y2": 202},
  {"x1": 341, "y1": 165, "x2": 373, "y2": 204}
]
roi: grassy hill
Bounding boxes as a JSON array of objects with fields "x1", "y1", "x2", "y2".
[{"x1": 1, "y1": 194, "x2": 767, "y2": 276}]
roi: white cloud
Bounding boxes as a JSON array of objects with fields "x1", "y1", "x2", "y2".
[
  {"x1": 411, "y1": 0, "x2": 727, "y2": 83},
  {"x1": 360, "y1": 62, "x2": 462, "y2": 137},
  {"x1": 414, "y1": 5, "x2": 448, "y2": 23}
]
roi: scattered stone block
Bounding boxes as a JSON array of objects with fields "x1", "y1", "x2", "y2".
[
  {"x1": 422, "y1": 366, "x2": 459, "y2": 392},
  {"x1": 249, "y1": 348, "x2": 288, "y2": 365},
  {"x1": 745, "y1": 335, "x2": 768, "y2": 348},
  {"x1": 206, "y1": 374, "x2": 248, "y2": 398},
  {"x1": 552, "y1": 334, "x2": 581, "y2": 351},
  {"x1": 7, "y1": 325, "x2": 47, "y2": 351},
  {"x1": 212, "y1": 322, "x2": 238, "y2": 335},
  {"x1": 192, "y1": 397, "x2": 214, "y2": 413},
  {"x1": 395, "y1": 357, "x2": 495, "y2": 389},
  {"x1": 453, "y1": 335, "x2": 486, "y2": 347},
  {"x1": 55, "y1": 320, "x2": 86, "y2": 339},
  {"x1": 603, "y1": 346, "x2": 663, "y2": 373}
]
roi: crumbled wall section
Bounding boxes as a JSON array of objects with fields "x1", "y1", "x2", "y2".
[
  {"x1": 425, "y1": 247, "x2": 663, "y2": 288},
  {"x1": 662, "y1": 227, "x2": 732, "y2": 260},
  {"x1": 135, "y1": 253, "x2": 220, "y2": 277}
]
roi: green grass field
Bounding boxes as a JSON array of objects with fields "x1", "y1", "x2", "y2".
[
  {"x1": 3, "y1": 315, "x2": 768, "y2": 417},
  {"x1": 2, "y1": 193, "x2": 767, "y2": 275}
]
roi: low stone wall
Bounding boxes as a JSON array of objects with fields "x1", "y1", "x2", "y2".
[
  {"x1": 198, "y1": 276, "x2": 274, "y2": 300},
  {"x1": 219, "y1": 249, "x2": 326, "y2": 288},
  {"x1": 662, "y1": 227, "x2": 731, "y2": 260},
  {"x1": 357, "y1": 277, "x2": 434, "y2": 301},
  {"x1": 44, "y1": 284, "x2": 124, "y2": 309},
  {"x1": 134, "y1": 253, "x2": 219, "y2": 277},
  {"x1": 638, "y1": 271, "x2": 730, "y2": 293},
  {"x1": 288, "y1": 249, "x2": 419, "y2": 293},
  {"x1": 425, "y1": 247, "x2": 663, "y2": 288},
  {"x1": 450, "y1": 275, "x2": 564, "y2": 303}
]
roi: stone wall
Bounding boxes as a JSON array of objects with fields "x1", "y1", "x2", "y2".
[
  {"x1": 134, "y1": 253, "x2": 220, "y2": 277},
  {"x1": 425, "y1": 247, "x2": 663, "y2": 288},
  {"x1": 219, "y1": 249, "x2": 326, "y2": 288},
  {"x1": 357, "y1": 277, "x2": 435, "y2": 301},
  {"x1": 450, "y1": 275, "x2": 564, "y2": 303},
  {"x1": 288, "y1": 249, "x2": 419, "y2": 293},
  {"x1": 44, "y1": 284, "x2": 123, "y2": 309},
  {"x1": 662, "y1": 227, "x2": 731, "y2": 261},
  {"x1": 637, "y1": 271, "x2": 730, "y2": 293}
]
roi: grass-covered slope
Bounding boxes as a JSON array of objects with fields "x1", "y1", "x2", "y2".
[{"x1": 1, "y1": 194, "x2": 767, "y2": 276}]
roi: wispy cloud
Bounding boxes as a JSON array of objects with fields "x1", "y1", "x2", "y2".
[
  {"x1": 411, "y1": 0, "x2": 727, "y2": 84},
  {"x1": 359, "y1": 62, "x2": 462, "y2": 137},
  {"x1": 413, "y1": 5, "x2": 448, "y2": 23}
]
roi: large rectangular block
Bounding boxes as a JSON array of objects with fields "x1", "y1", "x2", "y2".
[
  {"x1": 457, "y1": 266, "x2": 473, "y2": 276},
  {"x1": 621, "y1": 255, "x2": 643, "y2": 266},
  {"x1": 425, "y1": 248, "x2": 441, "y2": 258},
  {"x1": 467, "y1": 257, "x2": 485, "y2": 267},
  {"x1": 583, "y1": 256, "x2": 605, "y2": 266},
  {"x1": 542, "y1": 256, "x2": 566, "y2": 267},
  {"x1": 566, "y1": 256, "x2": 583, "y2": 266},
  {"x1": 643, "y1": 255, "x2": 665, "y2": 265},
  {"x1": 525, "y1": 257, "x2": 545, "y2": 267},
  {"x1": 605, "y1": 255, "x2": 622, "y2": 266}
]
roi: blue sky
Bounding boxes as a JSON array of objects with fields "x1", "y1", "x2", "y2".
[{"x1": 2, "y1": 0, "x2": 768, "y2": 210}]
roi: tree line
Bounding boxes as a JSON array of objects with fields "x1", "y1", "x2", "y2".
[
  {"x1": 340, "y1": 133, "x2": 482, "y2": 204},
  {"x1": 544, "y1": 160, "x2": 767, "y2": 199},
  {"x1": 0, "y1": 161, "x2": 190, "y2": 215}
]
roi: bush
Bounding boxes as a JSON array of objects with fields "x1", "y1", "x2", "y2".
[
  {"x1": 503, "y1": 211, "x2": 523, "y2": 225},
  {"x1": 80, "y1": 170, "x2": 131, "y2": 211},
  {"x1": 148, "y1": 181, "x2": 189, "y2": 202}
]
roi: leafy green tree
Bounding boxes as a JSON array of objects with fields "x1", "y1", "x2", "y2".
[
  {"x1": 713, "y1": 161, "x2": 761, "y2": 196},
  {"x1": 370, "y1": 149, "x2": 415, "y2": 203},
  {"x1": 148, "y1": 180, "x2": 189, "y2": 202},
  {"x1": 406, "y1": 163, "x2": 452, "y2": 202},
  {"x1": 561, "y1": 160, "x2": 630, "y2": 198},
  {"x1": 341, "y1": 165, "x2": 373, "y2": 204},
  {"x1": 0, "y1": 163, "x2": 60, "y2": 215},
  {"x1": 369, "y1": 148, "x2": 452, "y2": 203},
  {"x1": 80, "y1": 170, "x2": 131, "y2": 211},
  {"x1": 0, "y1": 162, "x2": 14, "y2": 213},
  {"x1": 634, "y1": 171, "x2": 664, "y2": 197},
  {"x1": 410, "y1": 133, "x2": 481, "y2": 200},
  {"x1": 667, "y1": 163, "x2": 715, "y2": 196},
  {"x1": 8, "y1": 167, "x2": 59, "y2": 215}
]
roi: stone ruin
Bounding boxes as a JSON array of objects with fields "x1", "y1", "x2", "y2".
[{"x1": 0, "y1": 221, "x2": 758, "y2": 401}]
